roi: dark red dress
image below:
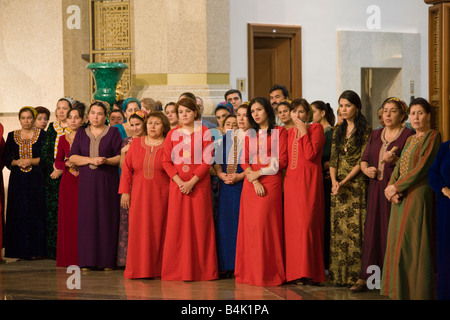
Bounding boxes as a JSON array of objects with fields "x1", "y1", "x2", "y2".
[
  {"x1": 55, "y1": 134, "x2": 79, "y2": 267},
  {"x1": 234, "y1": 126, "x2": 288, "y2": 286},
  {"x1": 284, "y1": 123, "x2": 326, "y2": 283},
  {"x1": 359, "y1": 127, "x2": 414, "y2": 280}
]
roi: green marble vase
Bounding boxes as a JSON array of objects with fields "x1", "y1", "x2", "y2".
[{"x1": 87, "y1": 62, "x2": 128, "y2": 108}]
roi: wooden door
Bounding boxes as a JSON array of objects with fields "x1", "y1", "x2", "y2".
[
  {"x1": 248, "y1": 24, "x2": 302, "y2": 100},
  {"x1": 253, "y1": 37, "x2": 291, "y2": 98}
]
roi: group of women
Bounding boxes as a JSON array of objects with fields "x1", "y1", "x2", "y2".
[{"x1": 0, "y1": 89, "x2": 449, "y2": 301}]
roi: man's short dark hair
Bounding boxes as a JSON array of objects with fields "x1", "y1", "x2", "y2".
[
  {"x1": 225, "y1": 89, "x2": 242, "y2": 101},
  {"x1": 269, "y1": 84, "x2": 290, "y2": 99}
]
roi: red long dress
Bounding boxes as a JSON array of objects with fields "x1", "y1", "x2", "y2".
[
  {"x1": 235, "y1": 126, "x2": 288, "y2": 286},
  {"x1": 161, "y1": 125, "x2": 218, "y2": 281},
  {"x1": 283, "y1": 123, "x2": 326, "y2": 283},
  {"x1": 119, "y1": 137, "x2": 170, "y2": 279},
  {"x1": 55, "y1": 134, "x2": 79, "y2": 267}
]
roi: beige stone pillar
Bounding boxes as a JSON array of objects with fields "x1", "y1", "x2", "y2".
[
  {"x1": 0, "y1": 0, "x2": 64, "y2": 130},
  {"x1": 425, "y1": 0, "x2": 450, "y2": 141},
  {"x1": 62, "y1": 0, "x2": 91, "y2": 105},
  {"x1": 130, "y1": 0, "x2": 231, "y2": 115}
]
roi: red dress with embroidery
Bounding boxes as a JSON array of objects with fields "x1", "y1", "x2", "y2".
[
  {"x1": 161, "y1": 125, "x2": 218, "y2": 281},
  {"x1": 118, "y1": 137, "x2": 170, "y2": 279},
  {"x1": 234, "y1": 126, "x2": 288, "y2": 286},
  {"x1": 283, "y1": 123, "x2": 326, "y2": 283},
  {"x1": 55, "y1": 134, "x2": 79, "y2": 267}
]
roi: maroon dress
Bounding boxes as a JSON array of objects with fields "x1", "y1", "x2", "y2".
[
  {"x1": 55, "y1": 134, "x2": 79, "y2": 267},
  {"x1": 69, "y1": 126, "x2": 122, "y2": 268},
  {"x1": 359, "y1": 127, "x2": 414, "y2": 280},
  {"x1": 0, "y1": 123, "x2": 5, "y2": 259}
]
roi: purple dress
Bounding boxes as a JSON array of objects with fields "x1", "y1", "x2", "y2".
[
  {"x1": 69, "y1": 126, "x2": 122, "y2": 268},
  {"x1": 117, "y1": 136, "x2": 133, "y2": 266},
  {"x1": 359, "y1": 127, "x2": 414, "y2": 280}
]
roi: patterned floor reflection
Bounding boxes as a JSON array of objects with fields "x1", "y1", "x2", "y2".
[{"x1": 0, "y1": 258, "x2": 389, "y2": 301}]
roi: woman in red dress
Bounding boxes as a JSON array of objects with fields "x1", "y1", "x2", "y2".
[
  {"x1": 55, "y1": 106, "x2": 86, "y2": 267},
  {"x1": 284, "y1": 99, "x2": 326, "y2": 284},
  {"x1": 117, "y1": 110, "x2": 147, "y2": 267},
  {"x1": 119, "y1": 111, "x2": 171, "y2": 279},
  {"x1": 161, "y1": 97, "x2": 218, "y2": 281},
  {"x1": 234, "y1": 97, "x2": 288, "y2": 286}
]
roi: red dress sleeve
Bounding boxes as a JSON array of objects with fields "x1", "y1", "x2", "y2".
[
  {"x1": 299, "y1": 123, "x2": 325, "y2": 162},
  {"x1": 192, "y1": 126, "x2": 213, "y2": 180}
]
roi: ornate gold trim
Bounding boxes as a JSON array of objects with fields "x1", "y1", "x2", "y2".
[{"x1": 134, "y1": 73, "x2": 230, "y2": 86}]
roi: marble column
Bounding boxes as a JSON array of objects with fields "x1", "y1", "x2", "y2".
[
  {"x1": 131, "y1": 0, "x2": 231, "y2": 115},
  {"x1": 62, "y1": 0, "x2": 91, "y2": 105},
  {"x1": 425, "y1": 0, "x2": 450, "y2": 141}
]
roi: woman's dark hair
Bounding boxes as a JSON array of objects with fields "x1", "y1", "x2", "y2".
[
  {"x1": 247, "y1": 97, "x2": 276, "y2": 134},
  {"x1": 35, "y1": 106, "x2": 51, "y2": 119},
  {"x1": 176, "y1": 97, "x2": 201, "y2": 121},
  {"x1": 311, "y1": 100, "x2": 336, "y2": 126},
  {"x1": 129, "y1": 113, "x2": 146, "y2": 124},
  {"x1": 291, "y1": 98, "x2": 311, "y2": 119},
  {"x1": 236, "y1": 103, "x2": 249, "y2": 114},
  {"x1": 276, "y1": 100, "x2": 293, "y2": 112},
  {"x1": 109, "y1": 108, "x2": 125, "y2": 118},
  {"x1": 58, "y1": 98, "x2": 73, "y2": 108},
  {"x1": 88, "y1": 101, "x2": 108, "y2": 115},
  {"x1": 146, "y1": 111, "x2": 171, "y2": 138},
  {"x1": 114, "y1": 99, "x2": 124, "y2": 110},
  {"x1": 72, "y1": 101, "x2": 87, "y2": 117},
  {"x1": 215, "y1": 105, "x2": 231, "y2": 115},
  {"x1": 164, "y1": 102, "x2": 176, "y2": 112},
  {"x1": 67, "y1": 106, "x2": 86, "y2": 126},
  {"x1": 179, "y1": 92, "x2": 196, "y2": 102},
  {"x1": 223, "y1": 114, "x2": 237, "y2": 126},
  {"x1": 409, "y1": 97, "x2": 432, "y2": 114},
  {"x1": 334, "y1": 90, "x2": 370, "y2": 147}
]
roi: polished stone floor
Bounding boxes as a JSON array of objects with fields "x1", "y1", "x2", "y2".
[{"x1": 0, "y1": 258, "x2": 389, "y2": 301}]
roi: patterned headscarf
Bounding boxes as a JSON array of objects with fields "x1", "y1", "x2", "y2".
[
  {"x1": 59, "y1": 97, "x2": 74, "y2": 108},
  {"x1": 216, "y1": 101, "x2": 234, "y2": 114},
  {"x1": 383, "y1": 97, "x2": 409, "y2": 122},
  {"x1": 19, "y1": 106, "x2": 38, "y2": 119},
  {"x1": 385, "y1": 97, "x2": 408, "y2": 115},
  {"x1": 129, "y1": 110, "x2": 147, "y2": 121}
]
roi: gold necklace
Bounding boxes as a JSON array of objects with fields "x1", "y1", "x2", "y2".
[
  {"x1": 382, "y1": 127, "x2": 402, "y2": 146},
  {"x1": 146, "y1": 136, "x2": 164, "y2": 146},
  {"x1": 343, "y1": 127, "x2": 356, "y2": 153}
]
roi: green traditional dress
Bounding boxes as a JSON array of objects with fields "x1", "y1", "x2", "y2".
[
  {"x1": 381, "y1": 129, "x2": 441, "y2": 300},
  {"x1": 328, "y1": 126, "x2": 371, "y2": 285},
  {"x1": 41, "y1": 122, "x2": 71, "y2": 259}
]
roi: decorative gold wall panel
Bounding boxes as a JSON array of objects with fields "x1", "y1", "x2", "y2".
[
  {"x1": 90, "y1": 0, "x2": 132, "y2": 101},
  {"x1": 427, "y1": 1, "x2": 450, "y2": 141},
  {"x1": 93, "y1": 1, "x2": 130, "y2": 50}
]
